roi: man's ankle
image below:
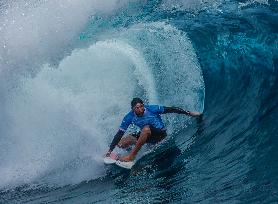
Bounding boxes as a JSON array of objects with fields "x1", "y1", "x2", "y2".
[{"x1": 129, "y1": 154, "x2": 136, "y2": 160}]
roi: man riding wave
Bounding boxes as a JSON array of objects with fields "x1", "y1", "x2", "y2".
[{"x1": 105, "y1": 98, "x2": 202, "y2": 162}]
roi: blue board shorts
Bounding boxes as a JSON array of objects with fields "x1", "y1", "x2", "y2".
[{"x1": 132, "y1": 126, "x2": 167, "y2": 144}]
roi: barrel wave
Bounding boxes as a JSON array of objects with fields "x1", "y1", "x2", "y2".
[{"x1": 0, "y1": 0, "x2": 277, "y2": 203}]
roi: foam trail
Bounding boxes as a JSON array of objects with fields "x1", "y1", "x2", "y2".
[
  {"x1": 0, "y1": 39, "x2": 157, "y2": 188},
  {"x1": 0, "y1": 0, "x2": 140, "y2": 188}
]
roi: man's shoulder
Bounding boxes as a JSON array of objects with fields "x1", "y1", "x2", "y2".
[{"x1": 145, "y1": 104, "x2": 164, "y2": 113}]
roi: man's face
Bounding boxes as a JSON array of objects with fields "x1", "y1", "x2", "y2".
[{"x1": 133, "y1": 103, "x2": 144, "y2": 117}]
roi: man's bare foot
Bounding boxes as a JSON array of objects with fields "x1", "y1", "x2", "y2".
[
  {"x1": 104, "y1": 150, "x2": 112, "y2": 157},
  {"x1": 119, "y1": 155, "x2": 135, "y2": 162}
]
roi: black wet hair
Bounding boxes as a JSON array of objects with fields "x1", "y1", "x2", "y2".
[{"x1": 131, "y1": 97, "x2": 144, "y2": 109}]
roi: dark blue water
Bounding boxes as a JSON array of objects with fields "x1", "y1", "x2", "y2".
[{"x1": 0, "y1": 0, "x2": 277, "y2": 203}]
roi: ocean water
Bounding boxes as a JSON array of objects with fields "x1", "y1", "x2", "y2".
[{"x1": 0, "y1": 0, "x2": 277, "y2": 203}]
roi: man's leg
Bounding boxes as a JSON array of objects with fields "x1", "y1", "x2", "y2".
[
  {"x1": 117, "y1": 135, "x2": 137, "y2": 149},
  {"x1": 121, "y1": 125, "x2": 151, "y2": 161}
]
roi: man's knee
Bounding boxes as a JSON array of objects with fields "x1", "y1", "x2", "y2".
[
  {"x1": 118, "y1": 141, "x2": 125, "y2": 148},
  {"x1": 118, "y1": 137, "x2": 128, "y2": 147},
  {"x1": 141, "y1": 126, "x2": 151, "y2": 135},
  {"x1": 118, "y1": 135, "x2": 136, "y2": 148}
]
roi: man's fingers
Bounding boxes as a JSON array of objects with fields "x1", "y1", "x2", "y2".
[{"x1": 190, "y1": 111, "x2": 202, "y2": 117}]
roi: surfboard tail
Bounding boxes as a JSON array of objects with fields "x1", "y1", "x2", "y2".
[{"x1": 115, "y1": 160, "x2": 134, "y2": 169}]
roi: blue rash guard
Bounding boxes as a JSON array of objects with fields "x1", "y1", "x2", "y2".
[
  {"x1": 119, "y1": 105, "x2": 165, "y2": 131},
  {"x1": 109, "y1": 105, "x2": 191, "y2": 151}
]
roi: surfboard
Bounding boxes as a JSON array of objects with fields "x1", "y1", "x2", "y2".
[
  {"x1": 103, "y1": 152, "x2": 118, "y2": 164},
  {"x1": 104, "y1": 142, "x2": 162, "y2": 169},
  {"x1": 103, "y1": 152, "x2": 135, "y2": 169},
  {"x1": 115, "y1": 160, "x2": 134, "y2": 169}
]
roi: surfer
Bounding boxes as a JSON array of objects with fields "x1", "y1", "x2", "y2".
[{"x1": 105, "y1": 98, "x2": 202, "y2": 162}]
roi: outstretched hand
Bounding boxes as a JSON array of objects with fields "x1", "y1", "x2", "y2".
[{"x1": 188, "y1": 111, "x2": 203, "y2": 117}]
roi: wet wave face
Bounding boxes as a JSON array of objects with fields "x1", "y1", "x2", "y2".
[{"x1": 0, "y1": 0, "x2": 277, "y2": 203}]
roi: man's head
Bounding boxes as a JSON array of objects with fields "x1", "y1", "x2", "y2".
[{"x1": 131, "y1": 97, "x2": 144, "y2": 116}]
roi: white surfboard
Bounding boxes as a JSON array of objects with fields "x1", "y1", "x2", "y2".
[
  {"x1": 103, "y1": 157, "x2": 116, "y2": 164},
  {"x1": 103, "y1": 151, "x2": 135, "y2": 169},
  {"x1": 103, "y1": 152, "x2": 118, "y2": 164},
  {"x1": 104, "y1": 142, "x2": 162, "y2": 169},
  {"x1": 115, "y1": 160, "x2": 134, "y2": 169}
]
